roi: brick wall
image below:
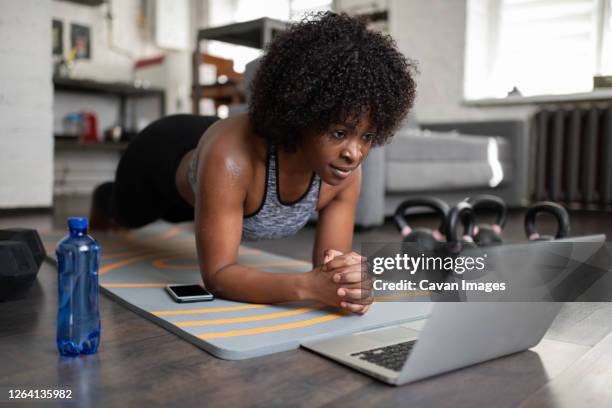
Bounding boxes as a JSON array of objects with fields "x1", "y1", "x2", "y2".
[{"x1": 0, "y1": 0, "x2": 53, "y2": 209}]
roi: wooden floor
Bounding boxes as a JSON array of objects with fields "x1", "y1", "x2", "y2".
[{"x1": 1, "y1": 197, "x2": 612, "y2": 407}]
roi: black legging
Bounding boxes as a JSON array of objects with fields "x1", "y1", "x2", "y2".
[{"x1": 94, "y1": 114, "x2": 219, "y2": 228}]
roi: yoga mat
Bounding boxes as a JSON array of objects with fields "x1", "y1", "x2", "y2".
[{"x1": 41, "y1": 223, "x2": 431, "y2": 360}]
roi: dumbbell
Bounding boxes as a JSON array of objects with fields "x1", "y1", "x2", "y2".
[
  {"x1": 393, "y1": 197, "x2": 449, "y2": 253},
  {"x1": 0, "y1": 228, "x2": 46, "y2": 267},
  {"x1": 524, "y1": 202, "x2": 571, "y2": 241},
  {"x1": 0, "y1": 228, "x2": 46, "y2": 302},
  {"x1": 465, "y1": 195, "x2": 507, "y2": 246},
  {"x1": 445, "y1": 201, "x2": 476, "y2": 253}
]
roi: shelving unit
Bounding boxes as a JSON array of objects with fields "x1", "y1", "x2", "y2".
[
  {"x1": 54, "y1": 76, "x2": 166, "y2": 139},
  {"x1": 191, "y1": 18, "x2": 287, "y2": 114},
  {"x1": 53, "y1": 77, "x2": 165, "y2": 195}
]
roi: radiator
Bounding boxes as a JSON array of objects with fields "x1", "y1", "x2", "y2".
[{"x1": 532, "y1": 104, "x2": 612, "y2": 210}]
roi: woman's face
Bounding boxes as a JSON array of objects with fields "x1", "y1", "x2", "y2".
[{"x1": 301, "y1": 117, "x2": 376, "y2": 186}]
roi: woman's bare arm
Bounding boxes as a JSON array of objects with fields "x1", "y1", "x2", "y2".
[
  {"x1": 312, "y1": 166, "x2": 361, "y2": 266},
  {"x1": 193, "y1": 131, "x2": 343, "y2": 306},
  {"x1": 312, "y1": 166, "x2": 373, "y2": 314}
]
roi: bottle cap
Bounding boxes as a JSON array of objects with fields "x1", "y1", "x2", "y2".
[{"x1": 68, "y1": 217, "x2": 88, "y2": 231}]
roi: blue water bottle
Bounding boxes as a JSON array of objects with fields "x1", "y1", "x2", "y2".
[{"x1": 56, "y1": 217, "x2": 101, "y2": 356}]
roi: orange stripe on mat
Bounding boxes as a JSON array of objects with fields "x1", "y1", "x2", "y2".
[
  {"x1": 197, "y1": 313, "x2": 342, "y2": 339},
  {"x1": 152, "y1": 256, "x2": 197, "y2": 270},
  {"x1": 119, "y1": 227, "x2": 178, "y2": 242},
  {"x1": 176, "y1": 305, "x2": 324, "y2": 326},
  {"x1": 101, "y1": 250, "x2": 154, "y2": 261},
  {"x1": 152, "y1": 304, "x2": 268, "y2": 315},
  {"x1": 100, "y1": 254, "x2": 155, "y2": 275}
]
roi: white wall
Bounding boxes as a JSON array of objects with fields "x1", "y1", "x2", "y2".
[
  {"x1": 52, "y1": 0, "x2": 164, "y2": 82},
  {"x1": 0, "y1": 0, "x2": 54, "y2": 209},
  {"x1": 389, "y1": 0, "x2": 536, "y2": 123},
  {"x1": 52, "y1": 0, "x2": 200, "y2": 135}
]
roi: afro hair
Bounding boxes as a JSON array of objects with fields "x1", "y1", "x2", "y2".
[{"x1": 248, "y1": 11, "x2": 417, "y2": 152}]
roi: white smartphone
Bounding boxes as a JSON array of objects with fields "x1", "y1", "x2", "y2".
[{"x1": 166, "y1": 284, "x2": 214, "y2": 303}]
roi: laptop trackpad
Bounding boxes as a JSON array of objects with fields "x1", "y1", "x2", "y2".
[{"x1": 357, "y1": 326, "x2": 419, "y2": 344}]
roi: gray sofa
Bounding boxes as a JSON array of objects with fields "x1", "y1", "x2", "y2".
[{"x1": 355, "y1": 119, "x2": 530, "y2": 227}]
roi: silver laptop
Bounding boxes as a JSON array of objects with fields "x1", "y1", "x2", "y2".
[{"x1": 302, "y1": 234, "x2": 606, "y2": 386}]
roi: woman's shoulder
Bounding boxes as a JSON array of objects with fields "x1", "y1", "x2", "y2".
[{"x1": 199, "y1": 113, "x2": 265, "y2": 185}]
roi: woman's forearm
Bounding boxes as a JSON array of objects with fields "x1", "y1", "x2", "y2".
[{"x1": 202, "y1": 264, "x2": 313, "y2": 304}]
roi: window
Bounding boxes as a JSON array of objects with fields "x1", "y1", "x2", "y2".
[
  {"x1": 465, "y1": 0, "x2": 612, "y2": 99},
  {"x1": 600, "y1": 0, "x2": 612, "y2": 73}
]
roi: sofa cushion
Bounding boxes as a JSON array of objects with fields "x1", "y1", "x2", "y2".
[
  {"x1": 386, "y1": 128, "x2": 511, "y2": 162},
  {"x1": 384, "y1": 129, "x2": 513, "y2": 192},
  {"x1": 386, "y1": 159, "x2": 513, "y2": 192}
]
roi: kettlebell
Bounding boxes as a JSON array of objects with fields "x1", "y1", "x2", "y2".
[
  {"x1": 445, "y1": 201, "x2": 476, "y2": 253},
  {"x1": 465, "y1": 195, "x2": 507, "y2": 246},
  {"x1": 524, "y1": 201, "x2": 570, "y2": 241},
  {"x1": 393, "y1": 197, "x2": 449, "y2": 253}
]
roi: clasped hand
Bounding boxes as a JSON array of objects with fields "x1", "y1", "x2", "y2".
[{"x1": 309, "y1": 249, "x2": 373, "y2": 314}]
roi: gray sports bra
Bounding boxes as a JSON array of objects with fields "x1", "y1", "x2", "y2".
[{"x1": 188, "y1": 144, "x2": 321, "y2": 241}]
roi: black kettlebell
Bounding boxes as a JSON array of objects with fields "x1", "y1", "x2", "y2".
[
  {"x1": 393, "y1": 197, "x2": 449, "y2": 253},
  {"x1": 445, "y1": 201, "x2": 476, "y2": 253},
  {"x1": 524, "y1": 201, "x2": 571, "y2": 241},
  {"x1": 465, "y1": 195, "x2": 507, "y2": 246}
]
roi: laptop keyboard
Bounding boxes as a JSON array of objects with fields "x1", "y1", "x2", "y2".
[{"x1": 350, "y1": 340, "x2": 417, "y2": 372}]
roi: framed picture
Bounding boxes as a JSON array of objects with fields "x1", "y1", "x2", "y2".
[
  {"x1": 52, "y1": 19, "x2": 63, "y2": 56},
  {"x1": 71, "y1": 23, "x2": 91, "y2": 59}
]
